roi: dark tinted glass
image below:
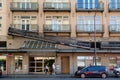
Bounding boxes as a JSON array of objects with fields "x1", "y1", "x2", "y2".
[{"x1": 0, "y1": 41, "x2": 7, "y2": 47}]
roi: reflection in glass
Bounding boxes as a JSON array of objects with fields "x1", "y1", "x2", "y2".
[
  {"x1": 77, "y1": 56, "x2": 101, "y2": 70},
  {"x1": 0, "y1": 56, "x2": 6, "y2": 71},
  {"x1": 15, "y1": 56, "x2": 23, "y2": 70}
]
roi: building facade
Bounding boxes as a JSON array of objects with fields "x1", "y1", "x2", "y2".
[{"x1": 0, "y1": 0, "x2": 120, "y2": 75}]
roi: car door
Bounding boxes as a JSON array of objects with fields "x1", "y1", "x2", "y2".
[
  {"x1": 85, "y1": 67, "x2": 94, "y2": 77},
  {"x1": 86, "y1": 66, "x2": 99, "y2": 77}
]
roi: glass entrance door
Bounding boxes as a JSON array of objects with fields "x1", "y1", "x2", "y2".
[
  {"x1": 21, "y1": 19, "x2": 30, "y2": 31},
  {"x1": 0, "y1": 56, "x2": 6, "y2": 74},
  {"x1": 29, "y1": 57, "x2": 55, "y2": 73}
]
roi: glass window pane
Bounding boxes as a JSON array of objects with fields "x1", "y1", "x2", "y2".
[
  {"x1": 0, "y1": 17, "x2": 2, "y2": 28},
  {"x1": 77, "y1": 0, "x2": 83, "y2": 9},
  {"x1": 90, "y1": 0, "x2": 92, "y2": 9},
  {"x1": 15, "y1": 56, "x2": 23, "y2": 70},
  {"x1": 0, "y1": 56, "x2": 6, "y2": 71},
  {"x1": 109, "y1": 57, "x2": 116, "y2": 66},
  {"x1": 0, "y1": 0, "x2": 2, "y2": 7}
]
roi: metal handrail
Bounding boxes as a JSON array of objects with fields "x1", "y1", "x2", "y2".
[
  {"x1": 43, "y1": 24, "x2": 71, "y2": 32},
  {"x1": 44, "y1": 2, "x2": 70, "y2": 9},
  {"x1": 76, "y1": 3, "x2": 103, "y2": 9},
  {"x1": 109, "y1": 2, "x2": 120, "y2": 9},
  {"x1": 109, "y1": 24, "x2": 120, "y2": 32},
  {"x1": 77, "y1": 24, "x2": 104, "y2": 32},
  {"x1": 10, "y1": 2, "x2": 38, "y2": 10}
]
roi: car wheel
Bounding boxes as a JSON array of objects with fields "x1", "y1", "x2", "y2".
[
  {"x1": 81, "y1": 74, "x2": 85, "y2": 78},
  {"x1": 101, "y1": 73, "x2": 107, "y2": 78}
]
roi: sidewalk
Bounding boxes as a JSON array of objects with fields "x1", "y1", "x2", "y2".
[{"x1": 3, "y1": 74, "x2": 73, "y2": 78}]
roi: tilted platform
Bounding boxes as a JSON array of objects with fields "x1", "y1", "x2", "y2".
[{"x1": 8, "y1": 27, "x2": 91, "y2": 49}]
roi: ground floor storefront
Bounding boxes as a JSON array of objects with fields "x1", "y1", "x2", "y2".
[{"x1": 0, "y1": 52, "x2": 120, "y2": 75}]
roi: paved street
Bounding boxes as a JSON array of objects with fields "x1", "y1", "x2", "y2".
[{"x1": 0, "y1": 78, "x2": 120, "y2": 80}]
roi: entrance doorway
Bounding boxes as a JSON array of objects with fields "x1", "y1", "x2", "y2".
[
  {"x1": 29, "y1": 57, "x2": 55, "y2": 74},
  {"x1": 0, "y1": 56, "x2": 6, "y2": 74},
  {"x1": 61, "y1": 56, "x2": 70, "y2": 74}
]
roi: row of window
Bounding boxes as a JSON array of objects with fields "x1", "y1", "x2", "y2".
[
  {"x1": 1, "y1": 15, "x2": 120, "y2": 32},
  {"x1": 1, "y1": 55, "x2": 119, "y2": 71},
  {"x1": 77, "y1": 56, "x2": 120, "y2": 69},
  {"x1": 1, "y1": 0, "x2": 120, "y2": 10}
]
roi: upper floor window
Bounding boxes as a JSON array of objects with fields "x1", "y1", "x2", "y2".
[
  {"x1": 0, "y1": 0, "x2": 2, "y2": 8},
  {"x1": 45, "y1": 16, "x2": 70, "y2": 31},
  {"x1": 13, "y1": 0, "x2": 37, "y2": 2},
  {"x1": 45, "y1": 0, "x2": 69, "y2": 2},
  {"x1": 110, "y1": 16, "x2": 120, "y2": 31},
  {"x1": 45, "y1": 16, "x2": 69, "y2": 24},
  {"x1": 0, "y1": 17, "x2": 2, "y2": 28},
  {"x1": 13, "y1": 15, "x2": 37, "y2": 24},
  {"x1": 110, "y1": 0, "x2": 120, "y2": 9},
  {"x1": 77, "y1": 0, "x2": 101, "y2": 9},
  {"x1": 77, "y1": 16, "x2": 102, "y2": 32}
]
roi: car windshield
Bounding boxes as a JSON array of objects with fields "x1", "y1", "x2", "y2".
[{"x1": 81, "y1": 66, "x2": 89, "y2": 71}]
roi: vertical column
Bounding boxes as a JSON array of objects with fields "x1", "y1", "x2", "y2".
[
  {"x1": 101, "y1": 55, "x2": 109, "y2": 66},
  {"x1": 23, "y1": 54, "x2": 29, "y2": 74},
  {"x1": 103, "y1": 0, "x2": 109, "y2": 38},
  {"x1": 6, "y1": 54, "x2": 14, "y2": 75},
  {"x1": 56, "y1": 54, "x2": 61, "y2": 74},
  {"x1": 70, "y1": 0, "x2": 76, "y2": 38},
  {"x1": 73, "y1": 53, "x2": 77, "y2": 74},
  {"x1": 38, "y1": 0, "x2": 44, "y2": 34},
  {"x1": 70, "y1": 53, "x2": 74, "y2": 74}
]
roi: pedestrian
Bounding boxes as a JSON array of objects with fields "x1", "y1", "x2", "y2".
[
  {"x1": 52, "y1": 62, "x2": 56, "y2": 75},
  {"x1": 45, "y1": 64, "x2": 49, "y2": 75}
]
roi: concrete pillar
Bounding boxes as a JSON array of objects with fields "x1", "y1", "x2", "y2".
[
  {"x1": 56, "y1": 54, "x2": 61, "y2": 74},
  {"x1": 101, "y1": 55, "x2": 109, "y2": 67},
  {"x1": 6, "y1": 54, "x2": 14, "y2": 74},
  {"x1": 38, "y1": 0, "x2": 44, "y2": 33},
  {"x1": 70, "y1": 53, "x2": 74, "y2": 74},
  {"x1": 102, "y1": 0, "x2": 109, "y2": 38},
  {"x1": 23, "y1": 54, "x2": 29, "y2": 74},
  {"x1": 70, "y1": 0, "x2": 76, "y2": 38},
  {"x1": 73, "y1": 54, "x2": 77, "y2": 74}
]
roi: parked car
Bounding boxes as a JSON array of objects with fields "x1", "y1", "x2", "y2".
[
  {"x1": 113, "y1": 65, "x2": 120, "y2": 77},
  {"x1": 75, "y1": 66, "x2": 108, "y2": 78},
  {"x1": 0, "y1": 69, "x2": 2, "y2": 77}
]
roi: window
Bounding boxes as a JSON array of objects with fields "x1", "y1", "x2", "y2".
[
  {"x1": 77, "y1": 56, "x2": 101, "y2": 69},
  {"x1": 45, "y1": 16, "x2": 69, "y2": 31},
  {"x1": 110, "y1": 0, "x2": 120, "y2": 9},
  {"x1": 0, "y1": 56, "x2": 6, "y2": 71},
  {"x1": 109, "y1": 57, "x2": 116, "y2": 66},
  {"x1": 77, "y1": 16, "x2": 102, "y2": 32},
  {"x1": 110, "y1": 16, "x2": 120, "y2": 31},
  {"x1": 15, "y1": 56, "x2": 23, "y2": 71},
  {"x1": 0, "y1": 0, "x2": 2, "y2": 8},
  {"x1": 0, "y1": 17, "x2": 2, "y2": 28},
  {"x1": 77, "y1": 0, "x2": 101, "y2": 9},
  {"x1": 0, "y1": 41, "x2": 6, "y2": 47}
]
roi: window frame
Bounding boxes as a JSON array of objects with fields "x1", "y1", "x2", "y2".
[
  {"x1": 0, "y1": 17, "x2": 2, "y2": 28},
  {"x1": 77, "y1": 16, "x2": 102, "y2": 32},
  {"x1": 0, "y1": 0, "x2": 2, "y2": 8}
]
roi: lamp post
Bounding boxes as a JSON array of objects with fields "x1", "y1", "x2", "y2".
[
  {"x1": 94, "y1": 7, "x2": 97, "y2": 66},
  {"x1": 93, "y1": 1, "x2": 103, "y2": 66}
]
